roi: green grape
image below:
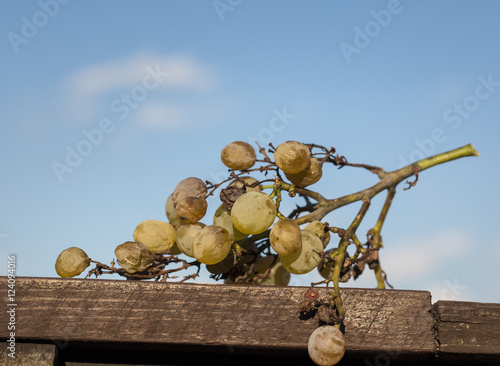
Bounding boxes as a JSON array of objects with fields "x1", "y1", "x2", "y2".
[
  {"x1": 269, "y1": 219, "x2": 302, "y2": 255},
  {"x1": 206, "y1": 250, "x2": 235, "y2": 274},
  {"x1": 114, "y1": 241, "x2": 154, "y2": 274},
  {"x1": 231, "y1": 191, "x2": 277, "y2": 235},
  {"x1": 304, "y1": 221, "x2": 331, "y2": 247},
  {"x1": 133, "y1": 220, "x2": 176, "y2": 253},
  {"x1": 308, "y1": 325, "x2": 346, "y2": 366},
  {"x1": 192, "y1": 225, "x2": 231, "y2": 265},
  {"x1": 318, "y1": 248, "x2": 336, "y2": 279},
  {"x1": 213, "y1": 203, "x2": 247, "y2": 241},
  {"x1": 274, "y1": 141, "x2": 311, "y2": 174},
  {"x1": 280, "y1": 230, "x2": 323, "y2": 274},
  {"x1": 55, "y1": 247, "x2": 91, "y2": 278},
  {"x1": 172, "y1": 177, "x2": 207, "y2": 205},
  {"x1": 285, "y1": 157, "x2": 322, "y2": 187},
  {"x1": 254, "y1": 256, "x2": 290, "y2": 286},
  {"x1": 165, "y1": 194, "x2": 182, "y2": 226},
  {"x1": 175, "y1": 197, "x2": 207, "y2": 224},
  {"x1": 221, "y1": 141, "x2": 257, "y2": 170},
  {"x1": 176, "y1": 222, "x2": 206, "y2": 258},
  {"x1": 228, "y1": 176, "x2": 262, "y2": 192}
]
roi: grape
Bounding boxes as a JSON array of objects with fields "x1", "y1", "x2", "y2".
[
  {"x1": 254, "y1": 256, "x2": 290, "y2": 286},
  {"x1": 175, "y1": 197, "x2": 207, "y2": 224},
  {"x1": 221, "y1": 141, "x2": 257, "y2": 170},
  {"x1": 213, "y1": 203, "x2": 247, "y2": 241},
  {"x1": 55, "y1": 247, "x2": 90, "y2": 278},
  {"x1": 165, "y1": 194, "x2": 182, "y2": 226},
  {"x1": 192, "y1": 225, "x2": 231, "y2": 264},
  {"x1": 231, "y1": 191, "x2": 277, "y2": 235},
  {"x1": 274, "y1": 141, "x2": 311, "y2": 174},
  {"x1": 172, "y1": 177, "x2": 207, "y2": 205},
  {"x1": 285, "y1": 157, "x2": 322, "y2": 187},
  {"x1": 114, "y1": 241, "x2": 154, "y2": 274},
  {"x1": 304, "y1": 221, "x2": 331, "y2": 247},
  {"x1": 269, "y1": 219, "x2": 302, "y2": 255},
  {"x1": 280, "y1": 229, "x2": 323, "y2": 274},
  {"x1": 176, "y1": 222, "x2": 206, "y2": 258},
  {"x1": 318, "y1": 248, "x2": 336, "y2": 279},
  {"x1": 228, "y1": 176, "x2": 262, "y2": 192},
  {"x1": 206, "y1": 250, "x2": 235, "y2": 274},
  {"x1": 169, "y1": 242, "x2": 182, "y2": 255},
  {"x1": 133, "y1": 220, "x2": 176, "y2": 252},
  {"x1": 308, "y1": 325, "x2": 346, "y2": 366}
]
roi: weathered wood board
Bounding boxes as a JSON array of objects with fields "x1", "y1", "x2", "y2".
[{"x1": 0, "y1": 276, "x2": 435, "y2": 359}]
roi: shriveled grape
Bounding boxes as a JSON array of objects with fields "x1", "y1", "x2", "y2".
[
  {"x1": 274, "y1": 141, "x2": 311, "y2": 174},
  {"x1": 231, "y1": 191, "x2": 276, "y2": 235},
  {"x1": 176, "y1": 222, "x2": 206, "y2": 258},
  {"x1": 269, "y1": 219, "x2": 302, "y2": 255},
  {"x1": 285, "y1": 157, "x2": 322, "y2": 187},
  {"x1": 55, "y1": 247, "x2": 90, "y2": 278},
  {"x1": 255, "y1": 256, "x2": 290, "y2": 286},
  {"x1": 280, "y1": 229, "x2": 323, "y2": 274},
  {"x1": 213, "y1": 203, "x2": 247, "y2": 241},
  {"x1": 114, "y1": 241, "x2": 154, "y2": 274},
  {"x1": 133, "y1": 220, "x2": 176, "y2": 252},
  {"x1": 172, "y1": 177, "x2": 207, "y2": 205},
  {"x1": 175, "y1": 197, "x2": 207, "y2": 224},
  {"x1": 192, "y1": 225, "x2": 231, "y2": 265},
  {"x1": 221, "y1": 141, "x2": 256, "y2": 170},
  {"x1": 228, "y1": 176, "x2": 262, "y2": 192},
  {"x1": 308, "y1": 325, "x2": 345, "y2": 366}
]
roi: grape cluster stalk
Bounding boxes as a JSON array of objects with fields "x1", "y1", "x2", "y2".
[{"x1": 54, "y1": 141, "x2": 479, "y2": 366}]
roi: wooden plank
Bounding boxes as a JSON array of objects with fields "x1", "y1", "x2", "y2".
[
  {"x1": 0, "y1": 277, "x2": 435, "y2": 358},
  {"x1": 0, "y1": 342, "x2": 56, "y2": 366},
  {"x1": 435, "y1": 300, "x2": 500, "y2": 357}
]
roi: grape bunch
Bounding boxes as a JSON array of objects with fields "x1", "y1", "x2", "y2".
[{"x1": 55, "y1": 140, "x2": 479, "y2": 366}]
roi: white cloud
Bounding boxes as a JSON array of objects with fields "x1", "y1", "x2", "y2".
[
  {"x1": 62, "y1": 52, "x2": 220, "y2": 126},
  {"x1": 382, "y1": 229, "x2": 469, "y2": 283}
]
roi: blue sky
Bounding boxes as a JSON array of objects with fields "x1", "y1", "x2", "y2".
[{"x1": 1, "y1": 1, "x2": 499, "y2": 303}]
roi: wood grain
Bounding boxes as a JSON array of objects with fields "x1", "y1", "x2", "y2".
[
  {"x1": 0, "y1": 276, "x2": 435, "y2": 358},
  {"x1": 434, "y1": 300, "x2": 500, "y2": 357}
]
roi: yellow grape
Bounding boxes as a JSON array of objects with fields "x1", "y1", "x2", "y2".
[
  {"x1": 280, "y1": 230, "x2": 323, "y2": 274},
  {"x1": 308, "y1": 326, "x2": 345, "y2": 366},
  {"x1": 176, "y1": 222, "x2": 206, "y2": 258},
  {"x1": 228, "y1": 176, "x2": 262, "y2": 192},
  {"x1": 213, "y1": 203, "x2": 248, "y2": 241},
  {"x1": 269, "y1": 219, "x2": 302, "y2": 255},
  {"x1": 221, "y1": 141, "x2": 257, "y2": 170},
  {"x1": 231, "y1": 191, "x2": 276, "y2": 235},
  {"x1": 165, "y1": 194, "x2": 182, "y2": 226},
  {"x1": 55, "y1": 247, "x2": 90, "y2": 278},
  {"x1": 254, "y1": 256, "x2": 290, "y2": 286},
  {"x1": 285, "y1": 157, "x2": 322, "y2": 187},
  {"x1": 304, "y1": 221, "x2": 331, "y2": 247},
  {"x1": 133, "y1": 220, "x2": 176, "y2": 252},
  {"x1": 192, "y1": 225, "x2": 231, "y2": 265},
  {"x1": 274, "y1": 141, "x2": 311, "y2": 174}
]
